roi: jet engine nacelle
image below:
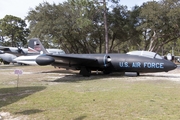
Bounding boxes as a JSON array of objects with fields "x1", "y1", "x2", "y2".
[{"x1": 97, "y1": 55, "x2": 111, "y2": 68}]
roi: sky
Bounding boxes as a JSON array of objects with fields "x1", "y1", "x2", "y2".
[{"x1": 0, "y1": 0, "x2": 153, "y2": 19}]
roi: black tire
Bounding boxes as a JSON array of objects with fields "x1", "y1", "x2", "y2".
[
  {"x1": 80, "y1": 67, "x2": 91, "y2": 77},
  {"x1": 103, "y1": 69, "x2": 111, "y2": 74},
  {"x1": 3, "y1": 61, "x2": 10, "y2": 65}
]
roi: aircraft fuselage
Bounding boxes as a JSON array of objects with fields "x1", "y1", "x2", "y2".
[{"x1": 36, "y1": 53, "x2": 177, "y2": 76}]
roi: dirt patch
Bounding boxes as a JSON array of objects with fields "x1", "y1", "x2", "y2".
[{"x1": 0, "y1": 112, "x2": 28, "y2": 120}]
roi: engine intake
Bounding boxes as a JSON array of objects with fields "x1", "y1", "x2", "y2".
[{"x1": 97, "y1": 55, "x2": 111, "y2": 68}]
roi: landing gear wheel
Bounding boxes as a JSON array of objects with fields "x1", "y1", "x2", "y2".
[
  {"x1": 137, "y1": 72, "x2": 140, "y2": 76},
  {"x1": 80, "y1": 67, "x2": 91, "y2": 77},
  {"x1": 3, "y1": 61, "x2": 10, "y2": 65}
]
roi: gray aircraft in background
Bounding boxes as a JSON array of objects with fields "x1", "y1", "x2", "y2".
[{"x1": 0, "y1": 38, "x2": 65, "y2": 65}]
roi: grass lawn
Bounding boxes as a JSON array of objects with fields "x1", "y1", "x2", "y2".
[{"x1": 1, "y1": 65, "x2": 180, "y2": 120}]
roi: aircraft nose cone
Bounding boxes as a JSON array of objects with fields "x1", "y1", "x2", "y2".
[
  {"x1": 173, "y1": 63, "x2": 177, "y2": 69},
  {"x1": 165, "y1": 60, "x2": 177, "y2": 71},
  {"x1": 171, "y1": 63, "x2": 177, "y2": 70},
  {"x1": 36, "y1": 55, "x2": 54, "y2": 65}
]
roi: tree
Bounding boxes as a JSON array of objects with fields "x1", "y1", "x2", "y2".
[
  {"x1": 26, "y1": 0, "x2": 180, "y2": 54},
  {"x1": 26, "y1": 1, "x2": 104, "y2": 53},
  {"x1": 0, "y1": 15, "x2": 30, "y2": 46},
  {"x1": 137, "y1": 0, "x2": 180, "y2": 53}
]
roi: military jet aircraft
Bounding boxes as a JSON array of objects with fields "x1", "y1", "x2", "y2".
[{"x1": 36, "y1": 43, "x2": 177, "y2": 77}]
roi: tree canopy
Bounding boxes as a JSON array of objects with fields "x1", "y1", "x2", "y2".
[
  {"x1": 1, "y1": 0, "x2": 180, "y2": 55},
  {"x1": 137, "y1": 0, "x2": 180, "y2": 53},
  {"x1": 0, "y1": 15, "x2": 30, "y2": 46}
]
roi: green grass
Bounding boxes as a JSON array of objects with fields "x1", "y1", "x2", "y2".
[{"x1": 1, "y1": 65, "x2": 180, "y2": 119}]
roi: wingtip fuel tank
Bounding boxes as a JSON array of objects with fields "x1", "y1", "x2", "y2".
[{"x1": 36, "y1": 55, "x2": 55, "y2": 65}]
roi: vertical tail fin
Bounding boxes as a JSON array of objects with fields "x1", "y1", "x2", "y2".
[{"x1": 28, "y1": 38, "x2": 48, "y2": 54}]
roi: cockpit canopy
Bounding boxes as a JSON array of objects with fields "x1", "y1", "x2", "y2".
[{"x1": 127, "y1": 51, "x2": 163, "y2": 59}]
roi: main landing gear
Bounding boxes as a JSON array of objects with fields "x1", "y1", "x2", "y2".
[
  {"x1": 79, "y1": 67, "x2": 91, "y2": 77},
  {"x1": 137, "y1": 72, "x2": 140, "y2": 76},
  {"x1": 103, "y1": 69, "x2": 111, "y2": 75}
]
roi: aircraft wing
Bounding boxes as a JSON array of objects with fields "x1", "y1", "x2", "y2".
[
  {"x1": 48, "y1": 54, "x2": 98, "y2": 66},
  {"x1": 36, "y1": 53, "x2": 105, "y2": 68},
  {"x1": 0, "y1": 46, "x2": 11, "y2": 52},
  {"x1": 0, "y1": 45, "x2": 28, "y2": 56}
]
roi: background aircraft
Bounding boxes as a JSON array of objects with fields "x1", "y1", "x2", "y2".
[
  {"x1": 0, "y1": 53, "x2": 17, "y2": 64},
  {"x1": 0, "y1": 45, "x2": 27, "y2": 56},
  {"x1": 35, "y1": 40, "x2": 177, "y2": 76},
  {"x1": 0, "y1": 38, "x2": 65, "y2": 65}
]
